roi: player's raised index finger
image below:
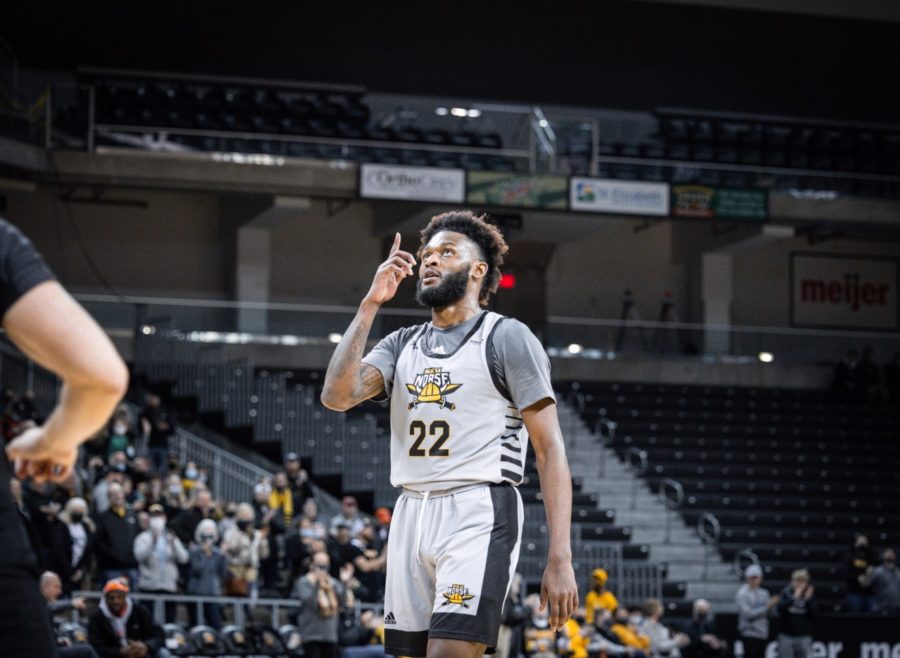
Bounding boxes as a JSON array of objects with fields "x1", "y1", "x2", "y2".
[{"x1": 389, "y1": 232, "x2": 401, "y2": 255}]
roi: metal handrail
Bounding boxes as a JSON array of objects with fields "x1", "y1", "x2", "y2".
[
  {"x1": 70, "y1": 590, "x2": 384, "y2": 628},
  {"x1": 698, "y1": 511, "x2": 722, "y2": 579},
  {"x1": 595, "y1": 417, "x2": 617, "y2": 478},
  {"x1": 94, "y1": 123, "x2": 533, "y2": 160},
  {"x1": 659, "y1": 478, "x2": 685, "y2": 544},
  {"x1": 734, "y1": 547, "x2": 761, "y2": 580},
  {"x1": 596, "y1": 417, "x2": 617, "y2": 442},
  {"x1": 698, "y1": 512, "x2": 721, "y2": 545},
  {"x1": 626, "y1": 448, "x2": 648, "y2": 510}
]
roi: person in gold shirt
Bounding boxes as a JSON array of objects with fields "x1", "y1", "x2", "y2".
[
  {"x1": 560, "y1": 609, "x2": 590, "y2": 658},
  {"x1": 585, "y1": 568, "x2": 620, "y2": 625},
  {"x1": 610, "y1": 607, "x2": 651, "y2": 652}
]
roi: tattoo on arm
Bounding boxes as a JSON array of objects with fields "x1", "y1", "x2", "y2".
[{"x1": 322, "y1": 303, "x2": 385, "y2": 409}]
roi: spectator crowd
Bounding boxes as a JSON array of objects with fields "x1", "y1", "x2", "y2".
[
  {"x1": 4, "y1": 384, "x2": 899, "y2": 658},
  {"x1": 3, "y1": 388, "x2": 390, "y2": 657}
]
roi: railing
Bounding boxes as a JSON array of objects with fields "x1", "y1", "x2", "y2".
[
  {"x1": 733, "y1": 547, "x2": 761, "y2": 580},
  {"x1": 595, "y1": 417, "x2": 617, "y2": 477},
  {"x1": 0, "y1": 337, "x2": 60, "y2": 416},
  {"x1": 697, "y1": 512, "x2": 722, "y2": 579},
  {"x1": 625, "y1": 448, "x2": 648, "y2": 510},
  {"x1": 38, "y1": 74, "x2": 900, "y2": 198},
  {"x1": 70, "y1": 590, "x2": 383, "y2": 628},
  {"x1": 72, "y1": 293, "x2": 900, "y2": 366},
  {"x1": 172, "y1": 428, "x2": 273, "y2": 503},
  {"x1": 619, "y1": 563, "x2": 664, "y2": 605},
  {"x1": 658, "y1": 479, "x2": 685, "y2": 544}
]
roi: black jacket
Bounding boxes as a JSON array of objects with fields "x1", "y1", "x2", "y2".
[
  {"x1": 92, "y1": 508, "x2": 139, "y2": 570},
  {"x1": 777, "y1": 586, "x2": 816, "y2": 637},
  {"x1": 87, "y1": 600, "x2": 164, "y2": 658}
]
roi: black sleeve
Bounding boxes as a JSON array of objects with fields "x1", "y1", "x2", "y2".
[{"x1": 0, "y1": 218, "x2": 56, "y2": 319}]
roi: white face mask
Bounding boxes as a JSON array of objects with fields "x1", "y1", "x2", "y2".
[{"x1": 150, "y1": 517, "x2": 167, "y2": 533}]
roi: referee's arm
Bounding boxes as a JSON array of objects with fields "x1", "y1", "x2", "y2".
[
  {"x1": 4, "y1": 280, "x2": 128, "y2": 481},
  {"x1": 523, "y1": 397, "x2": 579, "y2": 631}
]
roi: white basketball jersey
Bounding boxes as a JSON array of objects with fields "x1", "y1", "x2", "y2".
[{"x1": 388, "y1": 312, "x2": 527, "y2": 491}]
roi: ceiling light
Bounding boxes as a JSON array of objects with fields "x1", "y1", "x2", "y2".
[
  {"x1": 467, "y1": 109, "x2": 481, "y2": 118},
  {"x1": 539, "y1": 119, "x2": 549, "y2": 128},
  {"x1": 328, "y1": 333, "x2": 343, "y2": 344},
  {"x1": 450, "y1": 107, "x2": 468, "y2": 117},
  {"x1": 567, "y1": 343, "x2": 583, "y2": 355},
  {"x1": 435, "y1": 107, "x2": 449, "y2": 116},
  {"x1": 758, "y1": 352, "x2": 774, "y2": 363}
]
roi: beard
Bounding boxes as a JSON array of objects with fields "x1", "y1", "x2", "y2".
[{"x1": 415, "y1": 267, "x2": 470, "y2": 308}]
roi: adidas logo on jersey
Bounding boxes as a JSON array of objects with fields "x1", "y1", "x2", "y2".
[{"x1": 384, "y1": 612, "x2": 397, "y2": 625}]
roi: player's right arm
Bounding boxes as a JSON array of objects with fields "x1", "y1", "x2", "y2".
[
  {"x1": 321, "y1": 233, "x2": 415, "y2": 412},
  {"x1": 4, "y1": 281, "x2": 128, "y2": 482}
]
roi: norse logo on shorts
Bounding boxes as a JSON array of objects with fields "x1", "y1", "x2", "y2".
[
  {"x1": 441, "y1": 583, "x2": 476, "y2": 608},
  {"x1": 406, "y1": 367, "x2": 462, "y2": 411}
]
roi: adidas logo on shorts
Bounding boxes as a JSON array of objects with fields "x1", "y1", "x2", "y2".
[{"x1": 384, "y1": 611, "x2": 397, "y2": 625}]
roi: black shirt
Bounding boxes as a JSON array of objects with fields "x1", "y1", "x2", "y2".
[{"x1": 0, "y1": 218, "x2": 55, "y2": 318}]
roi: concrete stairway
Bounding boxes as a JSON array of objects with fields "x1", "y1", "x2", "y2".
[{"x1": 557, "y1": 401, "x2": 740, "y2": 613}]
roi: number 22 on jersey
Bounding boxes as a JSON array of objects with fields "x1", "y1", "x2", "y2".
[{"x1": 408, "y1": 420, "x2": 450, "y2": 457}]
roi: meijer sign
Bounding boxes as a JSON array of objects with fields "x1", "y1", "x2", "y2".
[
  {"x1": 360, "y1": 164, "x2": 465, "y2": 203},
  {"x1": 791, "y1": 253, "x2": 898, "y2": 329}
]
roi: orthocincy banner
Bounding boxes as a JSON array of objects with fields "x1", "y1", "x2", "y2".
[
  {"x1": 790, "y1": 253, "x2": 898, "y2": 330},
  {"x1": 359, "y1": 164, "x2": 465, "y2": 203},
  {"x1": 570, "y1": 177, "x2": 669, "y2": 215}
]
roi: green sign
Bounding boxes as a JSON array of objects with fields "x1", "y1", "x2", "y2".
[
  {"x1": 467, "y1": 172, "x2": 568, "y2": 209},
  {"x1": 671, "y1": 185, "x2": 767, "y2": 220}
]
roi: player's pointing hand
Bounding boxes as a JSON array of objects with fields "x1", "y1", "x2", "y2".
[{"x1": 364, "y1": 232, "x2": 417, "y2": 306}]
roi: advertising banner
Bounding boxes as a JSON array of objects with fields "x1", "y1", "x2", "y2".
[
  {"x1": 791, "y1": 253, "x2": 898, "y2": 330},
  {"x1": 716, "y1": 613, "x2": 900, "y2": 658},
  {"x1": 570, "y1": 177, "x2": 669, "y2": 216},
  {"x1": 359, "y1": 164, "x2": 465, "y2": 203},
  {"x1": 671, "y1": 185, "x2": 767, "y2": 219},
  {"x1": 466, "y1": 172, "x2": 568, "y2": 209}
]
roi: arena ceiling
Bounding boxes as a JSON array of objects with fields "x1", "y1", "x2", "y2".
[{"x1": 4, "y1": 1, "x2": 900, "y2": 123}]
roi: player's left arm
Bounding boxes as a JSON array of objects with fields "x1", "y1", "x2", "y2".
[{"x1": 523, "y1": 398, "x2": 579, "y2": 631}]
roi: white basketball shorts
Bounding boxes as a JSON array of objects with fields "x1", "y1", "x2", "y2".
[{"x1": 382, "y1": 482, "x2": 523, "y2": 657}]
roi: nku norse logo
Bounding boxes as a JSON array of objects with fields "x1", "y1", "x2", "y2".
[
  {"x1": 441, "y1": 584, "x2": 475, "y2": 608},
  {"x1": 406, "y1": 367, "x2": 462, "y2": 410}
]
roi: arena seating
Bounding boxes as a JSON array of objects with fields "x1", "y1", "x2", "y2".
[
  {"x1": 556, "y1": 111, "x2": 900, "y2": 198},
  {"x1": 566, "y1": 380, "x2": 900, "y2": 611},
  {"x1": 134, "y1": 340, "x2": 685, "y2": 607},
  {"x1": 57, "y1": 70, "x2": 520, "y2": 172}
]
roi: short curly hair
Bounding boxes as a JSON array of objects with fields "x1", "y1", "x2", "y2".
[{"x1": 418, "y1": 210, "x2": 509, "y2": 306}]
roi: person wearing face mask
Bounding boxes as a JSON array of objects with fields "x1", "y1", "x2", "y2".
[
  {"x1": 682, "y1": 599, "x2": 726, "y2": 658},
  {"x1": 133, "y1": 504, "x2": 188, "y2": 623},
  {"x1": 610, "y1": 607, "x2": 651, "y2": 654},
  {"x1": 94, "y1": 482, "x2": 140, "y2": 587},
  {"x1": 106, "y1": 405, "x2": 136, "y2": 460},
  {"x1": 60, "y1": 497, "x2": 95, "y2": 593},
  {"x1": 222, "y1": 503, "x2": 269, "y2": 597},
  {"x1": 522, "y1": 593, "x2": 557, "y2": 658},
  {"x1": 170, "y1": 487, "x2": 216, "y2": 546},
  {"x1": 868, "y1": 548, "x2": 900, "y2": 614},
  {"x1": 269, "y1": 471, "x2": 295, "y2": 528},
  {"x1": 588, "y1": 608, "x2": 648, "y2": 658},
  {"x1": 186, "y1": 519, "x2": 227, "y2": 629},
  {"x1": 843, "y1": 534, "x2": 876, "y2": 612}
]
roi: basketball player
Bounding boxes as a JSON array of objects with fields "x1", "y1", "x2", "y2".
[
  {"x1": 0, "y1": 218, "x2": 129, "y2": 657},
  {"x1": 322, "y1": 211, "x2": 578, "y2": 658}
]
